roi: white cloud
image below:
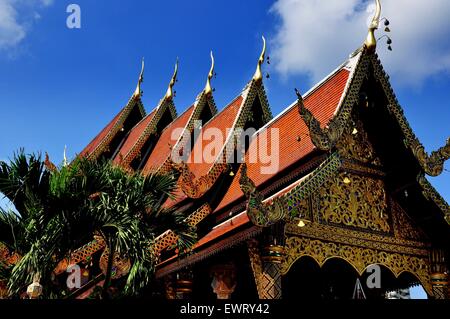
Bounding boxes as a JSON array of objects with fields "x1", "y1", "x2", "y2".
[
  {"x1": 271, "y1": 0, "x2": 450, "y2": 87},
  {"x1": 0, "y1": 0, "x2": 53, "y2": 51}
]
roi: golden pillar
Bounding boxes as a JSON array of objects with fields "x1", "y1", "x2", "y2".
[
  {"x1": 429, "y1": 249, "x2": 449, "y2": 299},
  {"x1": 248, "y1": 239, "x2": 284, "y2": 299},
  {"x1": 259, "y1": 244, "x2": 284, "y2": 299}
]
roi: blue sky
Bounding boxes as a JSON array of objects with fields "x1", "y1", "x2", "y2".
[
  {"x1": 0, "y1": 1, "x2": 448, "y2": 199},
  {"x1": 0, "y1": 0, "x2": 447, "y2": 299}
]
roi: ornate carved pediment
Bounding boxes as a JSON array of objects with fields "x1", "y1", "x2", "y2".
[
  {"x1": 239, "y1": 153, "x2": 342, "y2": 227},
  {"x1": 316, "y1": 172, "x2": 390, "y2": 233},
  {"x1": 336, "y1": 116, "x2": 382, "y2": 166}
]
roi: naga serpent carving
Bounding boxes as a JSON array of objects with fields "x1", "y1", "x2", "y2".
[
  {"x1": 295, "y1": 88, "x2": 348, "y2": 151},
  {"x1": 239, "y1": 162, "x2": 286, "y2": 227},
  {"x1": 239, "y1": 153, "x2": 342, "y2": 227},
  {"x1": 411, "y1": 138, "x2": 450, "y2": 177}
]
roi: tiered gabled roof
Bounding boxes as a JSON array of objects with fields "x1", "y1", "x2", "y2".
[
  {"x1": 172, "y1": 39, "x2": 273, "y2": 202},
  {"x1": 142, "y1": 89, "x2": 218, "y2": 175},
  {"x1": 214, "y1": 55, "x2": 358, "y2": 212},
  {"x1": 155, "y1": 41, "x2": 449, "y2": 278}
]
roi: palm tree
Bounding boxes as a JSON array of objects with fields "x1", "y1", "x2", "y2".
[{"x1": 0, "y1": 150, "x2": 196, "y2": 298}]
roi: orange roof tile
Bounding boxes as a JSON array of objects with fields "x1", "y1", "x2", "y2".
[
  {"x1": 162, "y1": 95, "x2": 244, "y2": 208},
  {"x1": 142, "y1": 105, "x2": 194, "y2": 173},
  {"x1": 214, "y1": 68, "x2": 350, "y2": 212},
  {"x1": 80, "y1": 110, "x2": 123, "y2": 157},
  {"x1": 113, "y1": 109, "x2": 156, "y2": 164},
  {"x1": 186, "y1": 95, "x2": 243, "y2": 178}
]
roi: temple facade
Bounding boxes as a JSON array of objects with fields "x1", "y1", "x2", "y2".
[{"x1": 69, "y1": 0, "x2": 450, "y2": 300}]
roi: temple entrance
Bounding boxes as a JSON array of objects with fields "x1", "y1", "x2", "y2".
[{"x1": 282, "y1": 256, "x2": 425, "y2": 299}]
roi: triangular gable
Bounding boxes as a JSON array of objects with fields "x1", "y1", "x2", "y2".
[
  {"x1": 295, "y1": 49, "x2": 449, "y2": 222},
  {"x1": 142, "y1": 91, "x2": 218, "y2": 175},
  {"x1": 79, "y1": 96, "x2": 146, "y2": 160},
  {"x1": 174, "y1": 79, "x2": 272, "y2": 201},
  {"x1": 113, "y1": 97, "x2": 177, "y2": 169}
]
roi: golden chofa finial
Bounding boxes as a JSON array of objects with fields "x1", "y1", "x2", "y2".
[
  {"x1": 252, "y1": 35, "x2": 266, "y2": 83},
  {"x1": 133, "y1": 58, "x2": 145, "y2": 98},
  {"x1": 204, "y1": 51, "x2": 215, "y2": 96},
  {"x1": 364, "y1": 0, "x2": 382, "y2": 53},
  {"x1": 165, "y1": 59, "x2": 179, "y2": 101}
]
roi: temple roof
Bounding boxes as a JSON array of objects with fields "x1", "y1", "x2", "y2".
[
  {"x1": 164, "y1": 95, "x2": 244, "y2": 206},
  {"x1": 79, "y1": 96, "x2": 146, "y2": 159},
  {"x1": 214, "y1": 55, "x2": 357, "y2": 213},
  {"x1": 113, "y1": 109, "x2": 156, "y2": 163},
  {"x1": 187, "y1": 95, "x2": 243, "y2": 178},
  {"x1": 142, "y1": 105, "x2": 194, "y2": 174},
  {"x1": 112, "y1": 96, "x2": 178, "y2": 168}
]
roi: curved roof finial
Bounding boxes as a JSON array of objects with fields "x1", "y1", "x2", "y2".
[
  {"x1": 252, "y1": 35, "x2": 266, "y2": 83},
  {"x1": 204, "y1": 51, "x2": 215, "y2": 96},
  {"x1": 364, "y1": 0, "x2": 382, "y2": 53},
  {"x1": 165, "y1": 58, "x2": 179, "y2": 101},
  {"x1": 133, "y1": 58, "x2": 145, "y2": 98}
]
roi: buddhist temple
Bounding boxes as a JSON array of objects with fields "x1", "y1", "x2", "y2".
[{"x1": 10, "y1": 0, "x2": 449, "y2": 300}]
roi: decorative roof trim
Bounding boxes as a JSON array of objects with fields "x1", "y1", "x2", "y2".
[
  {"x1": 417, "y1": 175, "x2": 450, "y2": 225},
  {"x1": 239, "y1": 152, "x2": 342, "y2": 227},
  {"x1": 364, "y1": 0, "x2": 382, "y2": 53},
  {"x1": 119, "y1": 97, "x2": 178, "y2": 168},
  {"x1": 204, "y1": 51, "x2": 215, "y2": 96},
  {"x1": 371, "y1": 54, "x2": 450, "y2": 176},
  {"x1": 153, "y1": 203, "x2": 212, "y2": 256},
  {"x1": 144, "y1": 91, "x2": 218, "y2": 175},
  {"x1": 87, "y1": 97, "x2": 146, "y2": 160},
  {"x1": 133, "y1": 58, "x2": 145, "y2": 98},
  {"x1": 175, "y1": 79, "x2": 273, "y2": 199},
  {"x1": 165, "y1": 59, "x2": 178, "y2": 101},
  {"x1": 296, "y1": 52, "x2": 370, "y2": 152},
  {"x1": 252, "y1": 36, "x2": 266, "y2": 83}
]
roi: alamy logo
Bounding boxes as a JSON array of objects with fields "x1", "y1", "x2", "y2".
[
  {"x1": 66, "y1": 4, "x2": 81, "y2": 29},
  {"x1": 366, "y1": 264, "x2": 381, "y2": 289},
  {"x1": 66, "y1": 264, "x2": 81, "y2": 289}
]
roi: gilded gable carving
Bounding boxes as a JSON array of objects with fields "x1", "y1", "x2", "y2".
[
  {"x1": 317, "y1": 172, "x2": 390, "y2": 233},
  {"x1": 337, "y1": 116, "x2": 381, "y2": 166}
]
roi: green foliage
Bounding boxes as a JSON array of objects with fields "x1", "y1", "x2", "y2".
[{"x1": 0, "y1": 150, "x2": 197, "y2": 298}]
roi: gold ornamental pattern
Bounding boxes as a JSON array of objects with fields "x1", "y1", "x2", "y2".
[
  {"x1": 318, "y1": 172, "x2": 390, "y2": 232},
  {"x1": 281, "y1": 236, "x2": 432, "y2": 295},
  {"x1": 337, "y1": 118, "x2": 382, "y2": 166},
  {"x1": 391, "y1": 200, "x2": 425, "y2": 241}
]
